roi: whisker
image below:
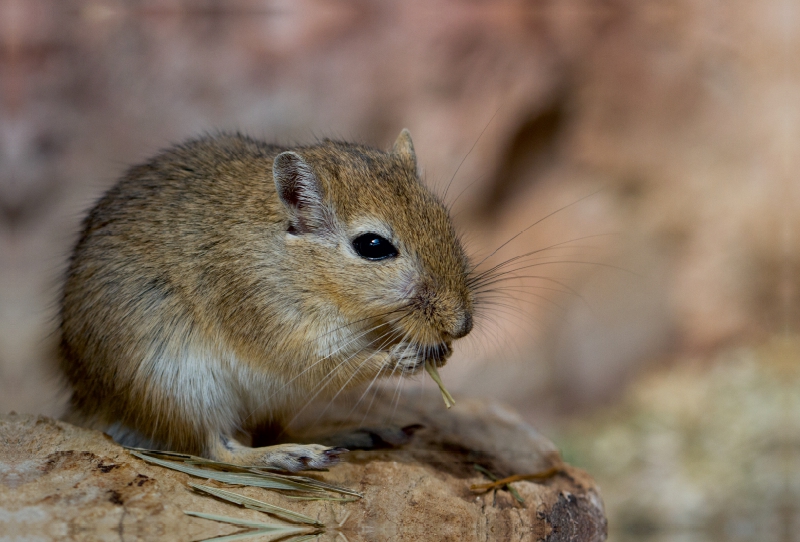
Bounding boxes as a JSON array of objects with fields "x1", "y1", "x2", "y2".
[
  {"x1": 475, "y1": 292, "x2": 568, "y2": 318},
  {"x1": 315, "y1": 305, "x2": 413, "y2": 340},
  {"x1": 385, "y1": 337, "x2": 422, "y2": 423},
  {"x1": 474, "y1": 284, "x2": 575, "y2": 298},
  {"x1": 449, "y1": 173, "x2": 487, "y2": 214},
  {"x1": 469, "y1": 310, "x2": 532, "y2": 357},
  {"x1": 471, "y1": 274, "x2": 584, "y2": 299},
  {"x1": 283, "y1": 346, "x2": 388, "y2": 431},
  {"x1": 442, "y1": 106, "x2": 500, "y2": 203},
  {"x1": 243, "y1": 310, "x2": 412, "y2": 424},
  {"x1": 468, "y1": 189, "x2": 605, "y2": 273},
  {"x1": 476, "y1": 305, "x2": 562, "y2": 335},
  {"x1": 352, "y1": 327, "x2": 416, "y2": 428},
  {"x1": 468, "y1": 233, "x2": 616, "y2": 284},
  {"x1": 469, "y1": 255, "x2": 601, "y2": 288},
  {"x1": 388, "y1": 369, "x2": 408, "y2": 425},
  {"x1": 473, "y1": 303, "x2": 549, "y2": 332},
  {"x1": 351, "y1": 327, "x2": 412, "y2": 416},
  {"x1": 471, "y1": 260, "x2": 638, "y2": 292},
  {"x1": 291, "y1": 316, "x2": 413, "y2": 429}
]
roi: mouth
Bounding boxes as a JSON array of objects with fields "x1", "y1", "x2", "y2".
[
  {"x1": 387, "y1": 341, "x2": 452, "y2": 374},
  {"x1": 423, "y1": 342, "x2": 452, "y2": 367}
]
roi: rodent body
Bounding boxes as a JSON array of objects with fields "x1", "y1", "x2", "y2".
[{"x1": 59, "y1": 130, "x2": 473, "y2": 470}]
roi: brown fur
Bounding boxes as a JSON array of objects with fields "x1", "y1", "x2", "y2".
[{"x1": 59, "y1": 130, "x2": 473, "y2": 469}]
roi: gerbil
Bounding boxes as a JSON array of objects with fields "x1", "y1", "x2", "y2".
[{"x1": 59, "y1": 130, "x2": 474, "y2": 471}]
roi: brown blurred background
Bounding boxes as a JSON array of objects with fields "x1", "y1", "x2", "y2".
[{"x1": 1, "y1": 1, "x2": 797, "y2": 540}]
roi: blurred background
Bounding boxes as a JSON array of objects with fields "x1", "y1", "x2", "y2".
[{"x1": 1, "y1": 0, "x2": 796, "y2": 540}]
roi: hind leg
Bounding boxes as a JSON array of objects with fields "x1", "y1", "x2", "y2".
[{"x1": 314, "y1": 424, "x2": 424, "y2": 449}]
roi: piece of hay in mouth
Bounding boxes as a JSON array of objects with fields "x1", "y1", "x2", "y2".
[{"x1": 425, "y1": 359, "x2": 456, "y2": 409}]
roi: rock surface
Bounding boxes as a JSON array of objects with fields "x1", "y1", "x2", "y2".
[{"x1": 1, "y1": 390, "x2": 606, "y2": 541}]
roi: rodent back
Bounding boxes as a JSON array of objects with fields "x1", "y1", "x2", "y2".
[
  {"x1": 59, "y1": 134, "x2": 293, "y2": 429},
  {"x1": 62, "y1": 134, "x2": 289, "y2": 345}
]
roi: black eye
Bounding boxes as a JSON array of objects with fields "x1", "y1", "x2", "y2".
[{"x1": 352, "y1": 233, "x2": 398, "y2": 261}]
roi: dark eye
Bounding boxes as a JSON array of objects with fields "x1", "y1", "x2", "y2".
[{"x1": 352, "y1": 233, "x2": 398, "y2": 261}]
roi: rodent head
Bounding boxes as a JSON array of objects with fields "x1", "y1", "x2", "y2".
[{"x1": 272, "y1": 129, "x2": 473, "y2": 378}]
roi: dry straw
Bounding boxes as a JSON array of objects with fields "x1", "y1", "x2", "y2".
[{"x1": 425, "y1": 360, "x2": 456, "y2": 408}]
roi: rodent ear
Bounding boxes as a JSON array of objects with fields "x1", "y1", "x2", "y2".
[
  {"x1": 273, "y1": 151, "x2": 329, "y2": 234},
  {"x1": 392, "y1": 128, "x2": 417, "y2": 169}
]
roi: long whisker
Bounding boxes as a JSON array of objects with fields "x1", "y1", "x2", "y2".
[
  {"x1": 476, "y1": 291, "x2": 568, "y2": 317},
  {"x1": 474, "y1": 284, "x2": 576, "y2": 298},
  {"x1": 243, "y1": 309, "x2": 412, "y2": 424},
  {"x1": 393, "y1": 335, "x2": 426, "y2": 409},
  {"x1": 472, "y1": 298, "x2": 567, "y2": 322},
  {"x1": 471, "y1": 310, "x2": 517, "y2": 352},
  {"x1": 442, "y1": 106, "x2": 501, "y2": 203},
  {"x1": 468, "y1": 233, "x2": 616, "y2": 284},
  {"x1": 352, "y1": 326, "x2": 416, "y2": 428},
  {"x1": 470, "y1": 251, "x2": 613, "y2": 288},
  {"x1": 449, "y1": 173, "x2": 487, "y2": 214},
  {"x1": 471, "y1": 274, "x2": 584, "y2": 299},
  {"x1": 471, "y1": 260, "x2": 638, "y2": 292},
  {"x1": 468, "y1": 307, "x2": 541, "y2": 359},
  {"x1": 388, "y1": 368, "x2": 408, "y2": 425},
  {"x1": 315, "y1": 305, "x2": 413, "y2": 340},
  {"x1": 352, "y1": 327, "x2": 413, "y2": 417},
  {"x1": 384, "y1": 337, "x2": 421, "y2": 425},
  {"x1": 473, "y1": 302, "x2": 549, "y2": 332},
  {"x1": 289, "y1": 314, "x2": 414, "y2": 429},
  {"x1": 469, "y1": 189, "x2": 605, "y2": 273},
  {"x1": 470, "y1": 255, "x2": 606, "y2": 288}
]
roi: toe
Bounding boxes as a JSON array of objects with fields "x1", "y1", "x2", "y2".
[
  {"x1": 275, "y1": 445, "x2": 349, "y2": 471},
  {"x1": 325, "y1": 447, "x2": 349, "y2": 457},
  {"x1": 306, "y1": 446, "x2": 347, "y2": 469}
]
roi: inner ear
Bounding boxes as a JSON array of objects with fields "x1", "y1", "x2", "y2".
[{"x1": 273, "y1": 151, "x2": 327, "y2": 234}]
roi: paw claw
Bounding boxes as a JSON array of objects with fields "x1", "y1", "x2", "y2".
[{"x1": 268, "y1": 444, "x2": 348, "y2": 472}]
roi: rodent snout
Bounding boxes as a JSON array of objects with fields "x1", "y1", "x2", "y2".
[{"x1": 450, "y1": 312, "x2": 473, "y2": 339}]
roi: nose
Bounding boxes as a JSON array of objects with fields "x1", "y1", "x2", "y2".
[{"x1": 450, "y1": 311, "x2": 473, "y2": 339}]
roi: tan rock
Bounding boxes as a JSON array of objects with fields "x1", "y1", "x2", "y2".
[{"x1": 1, "y1": 390, "x2": 606, "y2": 541}]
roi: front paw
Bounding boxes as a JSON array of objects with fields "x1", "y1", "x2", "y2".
[
  {"x1": 261, "y1": 444, "x2": 348, "y2": 472},
  {"x1": 389, "y1": 341, "x2": 452, "y2": 373}
]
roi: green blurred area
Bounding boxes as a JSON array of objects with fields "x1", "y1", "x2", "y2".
[{"x1": 557, "y1": 337, "x2": 797, "y2": 541}]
